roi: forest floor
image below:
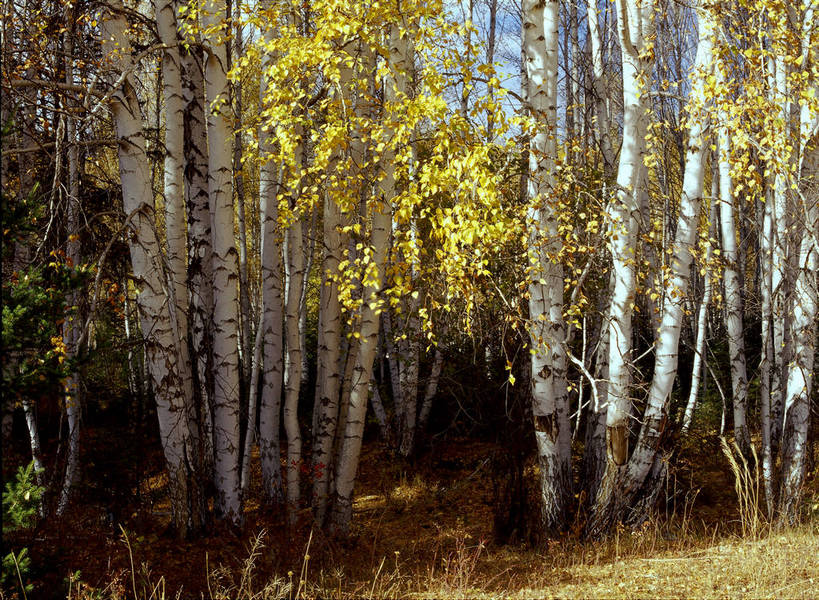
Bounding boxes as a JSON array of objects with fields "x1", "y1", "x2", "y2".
[{"x1": 3, "y1": 425, "x2": 818, "y2": 599}]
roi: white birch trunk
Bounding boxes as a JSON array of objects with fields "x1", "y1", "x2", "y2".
[
  {"x1": 156, "y1": 3, "x2": 202, "y2": 523},
  {"x1": 592, "y1": 0, "x2": 712, "y2": 535},
  {"x1": 760, "y1": 162, "x2": 776, "y2": 513},
  {"x1": 241, "y1": 313, "x2": 263, "y2": 494},
  {"x1": 202, "y1": 0, "x2": 242, "y2": 524},
  {"x1": 330, "y1": 203, "x2": 390, "y2": 533},
  {"x1": 284, "y1": 209, "x2": 305, "y2": 524},
  {"x1": 257, "y1": 9, "x2": 285, "y2": 504},
  {"x1": 183, "y1": 41, "x2": 215, "y2": 478},
  {"x1": 681, "y1": 173, "x2": 716, "y2": 433},
  {"x1": 777, "y1": 191, "x2": 817, "y2": 522},
  {"x1": 524, "y1": 0, "x2": 571, "y2": 533},
  {"x1": 715, "y1": 101, "x2": 750, "y2": 456},
  {"x1": 384, "y1": 312, "x2": 404, "y2": 421},
  {"x1": 778, "y1": 58, "x2": 817, "y2": 521},
  {"x1": 585, "y1": 0, "x2": 616, "y2": 176},
  {"x1": 329, "y1": 24, "x2": 398, "y2": 533},
  {"x1": 370, "y1": 384, "x2": 391, "y2": 441},
  {"x1": 232, "y1": 8, "x2": 252, "y2": 397},
  {"x1": 311, "y1": 187, "x2": 344, "y2": 522},
  {"x1": 57, "y1": 28, "x2": 82, "y2": 514},
  {"x1": 101, "y1": 0, "x2": 195, "y2": 535},
  {"x1": 769, "y1": 55, "x2": 791, "y2": 453},
  {"x1": 601, "y1": 0, "x2": 654, "y2": 472}
]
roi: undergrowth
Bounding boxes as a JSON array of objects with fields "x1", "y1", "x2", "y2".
[{"x1": 37, "y1": 518, "x2": 818, "y2": 600}]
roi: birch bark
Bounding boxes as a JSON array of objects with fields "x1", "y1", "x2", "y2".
[
  {"x1": 257, "y1": 15, "x2": 284, "y2": 503},
  {"x1": 524, "y1": 0, "x2": 571, "y2": 533},
  {"x1": 592, "y1": 0, "x2": 714, "y2": 535},
  {"x1": 715, "y1": 93, "x2": 750, "y2": 456},
  {"x1": 284, "y1": 199, "x2": 305, "y2": 525},
  {"x1": 778, "y1": 22, "x2": 817, "y2": 518},
  {"x1": 102, "y1": 0, "x2": 196, "y2": 535},
  {"x1": 601, "y1": 0, "x2": 654, "y2": 474},
  {"x1": 57, "y1": 25, "x2": 82, "y2": 514},
  {"x1": 682, "y1": 173, "x2": 716, "y2": 433},
  {"x1": 329, "y1": 23, "x2": 399, "y2": 534},
  {"x1": 202, "y1": 0, "x2": 242, "y2": 524},
  {"x1": 311, "y1": 159, "x2": 344, "y2": 522},
  {"x1": 183, "y1": 41, "x2": 216, "y2": 479}
]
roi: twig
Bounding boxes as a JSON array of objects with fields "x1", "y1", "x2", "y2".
[{"x1": 76, "y1": 206, "x2": 143, "y2": 349}]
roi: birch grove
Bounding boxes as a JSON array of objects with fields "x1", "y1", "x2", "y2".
[{"x1": 2, "y1": 0, "x2": 817, "y2": 545}]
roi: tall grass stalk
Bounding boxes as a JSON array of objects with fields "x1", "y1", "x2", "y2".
[{"x1": 720, "y1": 437, "x2": 767, "y2": 538}]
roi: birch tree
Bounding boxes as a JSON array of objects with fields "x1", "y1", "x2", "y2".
[
  {"x1": 715, "y1": 80, "x2": 750, "y2": 457},
  {"x1": 599, "y1": 0, "x2": 655, "y2": 479},
  {"x1": 202, "y1": 0, "x2": 243, "y2": 524},
  {"x1": 183, "y1": 34, "x2": 216, "y2": 483},
  {"x1": 329, "y1": 21, "x2": 398, "y2": 532},
  {"x1": 57, "y1": 17, "x2": 82, "y2": 514},
  {"x1": 257, "y1": 0, "x2": 284, "y2": 504},
  {"x1": 590, "y1": 0, "x2": 713, "y2": 534},
  {"x1": 524, "y1": 0, "x2": 572, "y2": 533},
  {"x1": 101, "y1": 0, "x2": 199, "y2": 535},
  {"x1": 778, "y1": 10, "x2": 817, "y2": 521}
]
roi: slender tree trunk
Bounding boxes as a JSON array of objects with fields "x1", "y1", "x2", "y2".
[
  {"x1": 58, "y1": 26, "x2": 81, "y2": 514},
  {"x1": 202, "y1": 0, "x2": 242, "y2": 524},
  {"x1": 384, "y1": 312, "x2": 404, "y2": 422},
  {"x1": 183, "y1": 40, "x2": 216, "y2": 483},
  {"x1": 760, "y1": 161, "x2": 776, "y2": 514},
  {"x1": 311, "y1": 187, "x2": 344, "y2": 522},
  {"x1": 592, "y1": 0, "x2": 714, "y2": 536},
  {"x1": 777, "y1": 198, "x2": 817, "y2": 523},
  {"x1": 585, "y1": 0, "x2": 616, "y2": 176},
  {"x1": 284, "y1": 208, "x2": 305, "y2": 525},
  {"x1": 486, "y1": 0, "x2": 497, "y2": 139},
  {"x1": 524, "y1": 0, "x2": 572, "y2": 534},
  {"x1": 715, "y1": 100, "x2": 750, "y2": 456},
  {"x1": 370, "y1": 385, "x2": 391, "y2": 441},
  {"x1": 777, "y1": 77, "x2": 818, "y2": 523},
  {"x1": 157, "y1": 0, "x2": 206, "y2": 529},
  {"x1": 241, "y1": 313, "x2": 263, "y2": 494},
  {"x1": 418, "y1": 348, "x2": 445, "y2": 433},
  {"x1": 232, "y1": 0, "x2": 252, "y2": 398},
  {"x1": 102, "y1": 0, "x2": 196, "y2": 536},
  {"x1": 329, "y1": 23, "x2": 398, "y2": 534},
  {"x1": 600, "y1": 0, "x2": 654, "y2": 478},
  {"x1": 769, "y1": 55, "x2": 791, "y2": 456},
  {"x1": 682, "y1": 173, "x2": 716, "y2": 433},
  {"x1": 257, "y1": 7, "x2": 285, "y2": 505}
]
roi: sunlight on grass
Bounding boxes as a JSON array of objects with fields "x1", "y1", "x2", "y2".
[{"x1": 60, "y1": 522, "x2": 817, "y2": 599}]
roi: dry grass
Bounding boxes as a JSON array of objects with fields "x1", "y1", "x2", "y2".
[
  {"x1": 55, "y1": 522, "x2": 818, "y2": 599},
  {"x1": 7, "y1": 438, "x2": 818, "y2": 599},
  {"x1": 721, "y1": 438, "x2": 767, "y2": 539}
]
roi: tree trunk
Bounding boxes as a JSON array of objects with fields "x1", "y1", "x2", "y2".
[
  {"x1": 57, "y1": 26, "x2": 82, "y2": 514},
  {"x1": 715, "y1": 100, "x2": 750, "y2": 456},
  {"x1": 682, "y1": 169, "x2": 717, "y2": 432},
  {"x1": 524, "y1": 0, "x2": 571, "y2": 534},
  {"x1": 257, "y1": 7, "x2": 285, "y2": 505},
  {"x1": 284, "y1": 208, "x2": 305, "y2": 525},
  {"x1": 202, "y1": 0, "x2": 242, "y2": 525},
  {"x1": 311, "y1": 186, "x2": 344, "y2": 523},
  {"x1": 102, "y1": 0, "x2": 197, "y2": 536},
  {"x1": 418, "y1": 348, "x2": 445, "y2": 434},
  {"x1": 183, "y1": 40, "x2": 216, "y2": 484},
  {"x1": 600, "y1": 0, "x2": 654, "y2": 479},
  {"x1": 329, "y1": 23, "x2": 399, "y2": 534},
  {"x1": 592, "y1": 0, "x2": 713, "y2": 536},
  {"x1": 778, "y1": 71, "x2": 818, "y2": 523}
]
